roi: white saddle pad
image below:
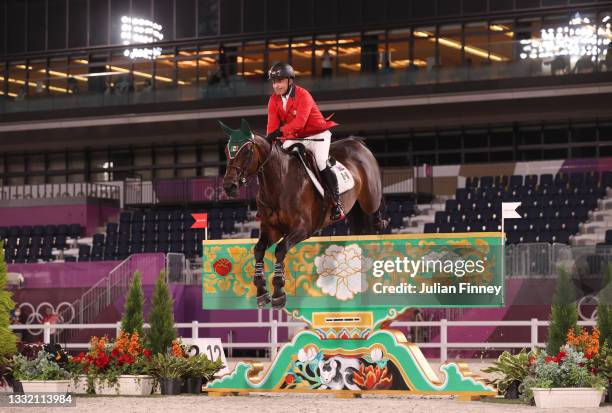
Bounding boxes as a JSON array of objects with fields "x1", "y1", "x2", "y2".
[{"x1": 303, "y1": 161, "x2": 355, "y2": 198}]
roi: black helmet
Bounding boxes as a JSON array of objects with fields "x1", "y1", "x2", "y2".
[{"x1": 268, "y1": 62, "x2": 295, "y2": 80}]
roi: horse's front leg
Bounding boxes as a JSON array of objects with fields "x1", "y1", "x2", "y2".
[
  {"x1": 253, "y1": 231, "x2": 272, "y2": 308},
  {"x1": 271, "y1": 228, "x2": 309, "y2": 309}
]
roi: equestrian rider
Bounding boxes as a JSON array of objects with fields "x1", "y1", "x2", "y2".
[{"x1": 265, "y1": 62, "x2": 345, "y2": 221}]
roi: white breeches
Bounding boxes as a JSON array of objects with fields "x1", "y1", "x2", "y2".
[{"x1": 282, "y1": 130, "x2": 331, "y2": 171}]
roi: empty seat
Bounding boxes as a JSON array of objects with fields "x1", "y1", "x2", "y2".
[
  {"x1": 55, "y1": 235, "x2": 67, "y2": 249},
  {"x1": 480, "y1": 176, "x2": 494, "y2": 188},
  {"x1": 69, "y1": 224, "x2": 82, "y2": 238},
  {"x1": 424, "y1": 223, "x2": 437, "y2": 233},
  {"x1": 509, "y1": 175, "x2": 523, "y2": 187},
  {"x1": 250, "y1": 229, "x2": 260, "y2": 238},
  {"x1": 386, "y1": 201, "x2": 399, "y2": 213},
  {"x1": 222, "y1": 219, "x2": 235, "y2": 233},
  {"x1": 434, "y1": 211, "x2": 448, "y2": 225},
  {"x1": 235, "y1": 207, "x2": 248, "y2": 222},
  {"x1": 540, "y1": 174, "x2": 553, "y2": 187},
  {"x1": 495, "y1": 176, "x2": 509, "y2": 188},
  {"x1": 570, "y1": 172, "x2": 585, "y2": 186},
  {"x1": 389, "y1": 212, "x2": 403, "y2": 228},
  {"x1": 44, "y1": 225, "x2": 57, "y2": 236},
  {"x1": 120, "y1": 212, "x2": 132, "y2": 223},
  {"x1": 106, "y1": 223, "x2": 119, "y2": 234}
]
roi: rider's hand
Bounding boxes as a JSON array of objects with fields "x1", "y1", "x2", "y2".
[{"x1": 265, "y1": 128, "x2": 282, "y2": 143}]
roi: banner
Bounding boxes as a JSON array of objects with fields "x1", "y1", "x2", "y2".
[{"x1": 202, "y1": 233, "x2": 504, "y2": 310}]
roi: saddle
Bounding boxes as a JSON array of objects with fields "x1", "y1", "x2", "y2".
[
  {"x1": 282, "y1": 143, "x2": 354, "y2": 198},
  {"x1": 282, "y1": 143, "x2": 329, "y2": 197}
]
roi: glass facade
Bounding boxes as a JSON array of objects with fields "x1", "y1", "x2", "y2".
[{"x1": 1, "y1": 4, "x2": 611, "y2": 100}]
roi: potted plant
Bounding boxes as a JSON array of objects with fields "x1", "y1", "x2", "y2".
[
  {"x1": 482, "y1": 348, "x2": 536, "y2": 399},
  {"x1": 11, "y1": 347, "x2": 70, "y2": 393},
  {"x1": 182, "y1": 353, "x2": 224, "y2": 394},
  {"x1": 150, "y1": 353, "x2": 186, "y2": 395},
  {"x1": 82, "y1": 332, "x2": 154, "y2": 395},
  {"x1": 65, "y1": 352, "x2": 90, "y2": 394},
  {"x1": 520, "y1": 345, "x2": 607, "y2": 408}
]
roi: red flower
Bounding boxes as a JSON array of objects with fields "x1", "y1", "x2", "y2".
[
  {"x1": 144, "y1": 349, "x2": 152, "y2": 358},
  {"x1": 545, "y1": 356, "x2": 557, "y2": 363},
  {"x1": 94, "y1": 354, "x2": 110, "y2": 369},
  {"x1": 285, "y1": 374, "x2": 295, "y2": 385},
  {"x1": 556, "y1": 351, "x2": 567, "y2": 360},
  {"x1": 585, "y1": 353, "x2": 593, "y2": 360},
  {"x1": 213, "y1": 258, "x2": 232, "y2": 277},
  {"x1": 352, "y1": 364, "x2": 393, "y2": 390},
  {"x1": 111, "y1": 349, "x2": 120, "y2": 357},
  {"x1": 528, "y1": 356, "x2": 536, "y2": 365}
]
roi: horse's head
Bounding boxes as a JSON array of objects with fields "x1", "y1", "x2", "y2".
[{"x1": 220, "y1": 118, "x2": 256, "y2": 197}]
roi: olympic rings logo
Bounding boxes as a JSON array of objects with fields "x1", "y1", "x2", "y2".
[{"x1": 17, "y1": 302, "x2": 75, "y2": 336}]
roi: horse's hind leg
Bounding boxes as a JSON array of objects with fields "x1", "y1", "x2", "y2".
[
  {"x1": 271, "y1": 228, "x2": 309, "y2": 309},
  {"x1": 253, "y1": 231, "x2": 272, "y2": 308}
]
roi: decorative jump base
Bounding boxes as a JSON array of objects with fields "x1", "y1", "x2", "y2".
[{"x1": 202, "y1": 233, "x2": 503, "y2": 397}]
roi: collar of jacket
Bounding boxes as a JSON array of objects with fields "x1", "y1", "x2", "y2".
[{"x1": 282, "y1": 84, "x2": 296, "y2": 99}]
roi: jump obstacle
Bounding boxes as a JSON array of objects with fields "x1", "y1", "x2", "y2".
[{"x1": 202, "y1": 233, "x2": 504, "y2": 398}]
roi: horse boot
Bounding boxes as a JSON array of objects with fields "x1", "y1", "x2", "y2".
[
  {"x1": 253, "y1": 262, "x2": 270, "y2": 308},
  {"x1": 271, "y1": 262, "x2": 287, "y2": 309},
  {"x1": 321, "y1": 166, "x2": 345, "y2": 221}
]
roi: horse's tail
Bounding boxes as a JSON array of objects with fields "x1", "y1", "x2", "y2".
[{"x1": 347, "y1": 197, "x2": 387, "y2": 235}]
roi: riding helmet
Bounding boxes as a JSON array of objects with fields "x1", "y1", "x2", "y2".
[{"x1": 268, "y1": 62, "x2": 295, "y2": 80}]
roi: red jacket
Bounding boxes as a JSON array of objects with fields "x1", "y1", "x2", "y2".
[{"x1": 267, "y1": 85, "x2": 338, "y2": 140}]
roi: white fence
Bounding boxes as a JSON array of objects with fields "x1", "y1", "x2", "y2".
[{"x1": 10, "y1": 318, "x2": 597, "y2": 361}]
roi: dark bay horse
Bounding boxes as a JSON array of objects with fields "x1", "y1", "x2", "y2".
[{"x1": 221, "y1": 119, "x2": 385, "y2": 308}]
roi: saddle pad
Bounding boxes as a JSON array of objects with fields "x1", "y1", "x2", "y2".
[
  {"x1": 300, "y1": 159, "x2": 354, "y2": 198},
  {"x1": 334, "y1": 162, "x2": 355, "y2": 195}
]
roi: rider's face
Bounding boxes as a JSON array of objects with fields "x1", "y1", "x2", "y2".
[{"x1": 272, "y1": 78, "x2": 289, "y2": 95}]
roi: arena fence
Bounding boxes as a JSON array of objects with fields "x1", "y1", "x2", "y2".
[{"x1": 10, "y1": 319, "x2": 597, "y2": 362}]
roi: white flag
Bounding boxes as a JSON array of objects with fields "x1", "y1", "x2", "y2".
[{"x1": 502, "y1": 202, "x2": 522, "y2": 220}]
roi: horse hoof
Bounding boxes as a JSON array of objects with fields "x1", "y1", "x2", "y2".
[
  {"x1": 257, "y1": 293, "x2": 271, "y2": 308},
  {"x1": 271, "y1": 294, "x2": 287, "y2": 309}
]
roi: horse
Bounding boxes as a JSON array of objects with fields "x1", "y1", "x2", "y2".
[{"x1": 221, "y1": 119, "x2": 385, "y2": 308}]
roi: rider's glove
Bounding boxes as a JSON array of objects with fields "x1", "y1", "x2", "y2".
[{"x1": 265, "y1": 128, "x2": 283, "y2": 143}]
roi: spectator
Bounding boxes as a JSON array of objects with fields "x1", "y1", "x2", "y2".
[
  {"x1": 321, "y1": 49, "x2": 333, "y2": 78},
  {"x1": 67, "y1": 77, "x2": 79, "y2": 94},
  {"x1": 10, "y1": 307, "x2": 22, "y2": 340},
  {"x1": 42, "y1": 307, "x2": 58, "y2": 336},
  {"x1": 142, "y1": 79, "x2": 153, "y2": 93},
  {"x1": 15, "y1": 86, "x2": 27, "y2": 101},
  {"x1": 217, "y1": 44, "x2": 230, "y2": 86}
]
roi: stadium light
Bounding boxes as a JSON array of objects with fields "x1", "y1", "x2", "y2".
[
  {"x1": 121, "y1": 16, "x2": 163, "y2": 60},
  {"x1": 520, "y1": 13, "x2": 611, "y2": 61}
]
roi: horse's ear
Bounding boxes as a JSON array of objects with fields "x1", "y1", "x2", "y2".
[
  {"x1": 218, "y1": 121, "x2": 234, "y2": 136},
  {"x1": 240, "y1": 119, "x2": 252, "y2": 137}
]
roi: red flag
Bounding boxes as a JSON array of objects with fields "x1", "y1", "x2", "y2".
[{"x1": 191, "y1": 213, "x2": 208, "y2": 229}]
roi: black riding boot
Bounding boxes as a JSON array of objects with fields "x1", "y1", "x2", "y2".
[{"x1": 321, "y1": 167, "x2": 345, "y2": 221}]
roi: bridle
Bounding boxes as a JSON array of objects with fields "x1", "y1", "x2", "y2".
[
  {"x1": 226, "y1": 136, "x2": 277, "y2": 187},
  {"x1": 226, "y1": 142, "x2": 254, "y2": 186}
]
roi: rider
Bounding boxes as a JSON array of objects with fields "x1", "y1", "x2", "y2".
[{"x1": 265, "y1": 62, "x2": 345, "y2": 221}]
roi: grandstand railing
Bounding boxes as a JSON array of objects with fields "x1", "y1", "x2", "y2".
[
  {"x1": 123, "y1": 170, "x2": 416, "y2": 206},
  {"x1": 53, "y1": 254, "x2": 149, "y2": 343},
  {"x1": 0, "y1": 182, "x2": 120, "y2": 202},
  {"x1": 505, "y1": 243, "x2": 612, "y2": 278},
  {"x1": 2, "y1": 60, "x2": 609, "y2": 114},
  {"x1": 13, "y1": 318, "x2": 596, "y2": 361}
]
